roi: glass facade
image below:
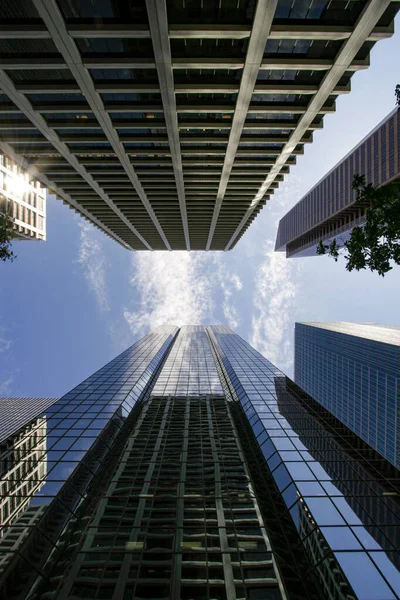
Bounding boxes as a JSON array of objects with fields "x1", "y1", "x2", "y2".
[
  {"x1": 0, "y1": 325, "x2": 177, "y2": 597},
  {"x1": 294, "y1": 322, "x2": 400, "y2": 469},
  {"x1": 209, "y1": 325, "x2": 400, "y2": 600},
  {"x1": 152, "y1": 325, "x2": 223, "y2": 397},
  {"x1": 0, "y1": 325, "x2": 399, "y2": 599}
]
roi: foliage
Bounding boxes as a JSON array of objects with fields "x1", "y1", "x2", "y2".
[
  {"x1": 396, "y1": 84, "x2": 400, "y2": 107},
  {"x1": 316, "y1": 175, "x2": 400, "y2": 277},
  {"x1": 0, "y1": 211, "x2": 17, "y2": 263}
]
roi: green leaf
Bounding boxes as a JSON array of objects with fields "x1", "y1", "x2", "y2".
[{"x1": 321, "y1": 176, "x2": 400, "y2": 276}]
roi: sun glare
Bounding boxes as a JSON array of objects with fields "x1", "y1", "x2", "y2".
[{"x1": 10, "y1": 172, "x2": 29, "y2": 199}]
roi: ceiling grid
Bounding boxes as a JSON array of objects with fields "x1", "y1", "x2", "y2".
[{"x1": 0, "y1": 0, "x2": 397, "y2": 250}]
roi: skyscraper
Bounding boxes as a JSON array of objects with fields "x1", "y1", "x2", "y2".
[
  {"x1": 275, "y1": 109, "x2": 400, "y2": 258},
  {"x1": 0, "y1": 1, "x2": 398, "y2": 250},
  {"x1": 0, "y1": 397, "x2": 57, "y2": 577},
  {"x1": 0, "y1": 397, "x2": 57, "y2": 444},
  {"x1": 294, "y1": 322, "x2": 400, "y2": 470},
  {"x1": 1, "y1": 325, "x2": 399, "y2": 599},
  {"x1": 0, "y1": 154, "x2": 46, "y2": 241},
  {"x1": 0, "y1": 414, "x2": 48, "y2": 577}
]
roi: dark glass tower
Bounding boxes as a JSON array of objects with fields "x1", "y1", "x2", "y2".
[{"x1": 1, "y1": 326, "x2": 399, "y2": 600}]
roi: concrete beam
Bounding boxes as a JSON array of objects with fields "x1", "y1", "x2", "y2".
[
  {"x1": 13, "y1": 80, "x2": 350, "y2": 95},
  {"x1": 32, "y1": 0, "x2": 171, "y2": 250},
  {"x1": 0, "y1": 69, "x2": 152, "y2": 249},
  {"x1": 0, "y1": 56, "x2": 369, "y2": 71},
  {"x1": 0, "y1": 101, "x2": 336, "y2": 115},
  {"x1": 225, "y1": 0, "x2": 393, "y2": 250},
  {"x1": 0, "y1": 141, "x2": 132, "y2": 249},
  {"x1": 206, "y1": 0, "x2": 278, "y2": 249},
  {"x1": 0, "y1": 22, "x2": 393, "y2": 41},
  {"x1": 146, "y1": 0, "x2": 190, "y2": 249}
]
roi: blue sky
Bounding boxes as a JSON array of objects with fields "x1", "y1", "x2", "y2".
[{"x1": 1, "y1": 18, "x2": 400, "y2": 399}]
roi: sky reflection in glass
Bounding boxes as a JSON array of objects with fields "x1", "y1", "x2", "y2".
[{"x1": 209, "y1": 325, "x2": 400, "y2": 599}]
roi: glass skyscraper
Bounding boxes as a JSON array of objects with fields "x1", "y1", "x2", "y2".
[
  {"x1": 294, "y1": 322, "x2": 400, "y2": 470},
  {"x1": 1, "y1": 325, "x2": 399, "y2": 599}
]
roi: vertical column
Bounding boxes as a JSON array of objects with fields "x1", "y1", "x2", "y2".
[
  {"x1": 205, "y1": 399, "x2": 236, "y2": 600},
  {"x1": 170, "y1": 400, "x2": 190, "y2": 598}
]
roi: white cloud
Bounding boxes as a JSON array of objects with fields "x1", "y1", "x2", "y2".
[
  {"x1": 221, "y1": 300, "x2": 240, "y2": 330},
  {"x1": 0, "y1": 373, "x2": 15, "y2": 396},
  {"x1": 124, "y1": 252, "x2": 214, "y2": 337},
  {"x1": 124, "y1": 251, "x2": 243, "y2": 337},
  {"x1": 246, "y1": 176, "x2": 304, "y2": 375},
  {"x1": 214, "y1": 257, "x2": 243, "y2": 329},
  {"x1": 0, "y1": 334, "x2": 12, "y2": 353},
  {"x1": 0, "y1": 327, "x2": 15, "y2": 395},
  {"x1": 230, "y1": 273, "x2": 242, "y2": 291},
  {"x1": 250, "y1": 242, "x2": 301, "y2": 375},
  {"x1": 77, "y1": 222, "x2": 110, "y2": 312}
]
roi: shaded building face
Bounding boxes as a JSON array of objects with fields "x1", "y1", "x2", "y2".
[
  {"x1": 0, "y1": 326, "x2": 399, "y2": 600},
  {"x1": 0, "y1": 397, "x2": 57, "y2": 445},
  {"x1": 274, "y1": 376, "x2": 400, "y2": 599},
  {"x1": 0, "y1": 416, "x2": 47, "y2": 532},
  {"x1": 275, "y1": 109, "x2": 400, "y2": 258},
  {"x1": 0, "y1": 415, "x2": 47, "y2": 578},
  {"x1": 0, "y1": 2, "x2": 398, "y2": 250}
]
